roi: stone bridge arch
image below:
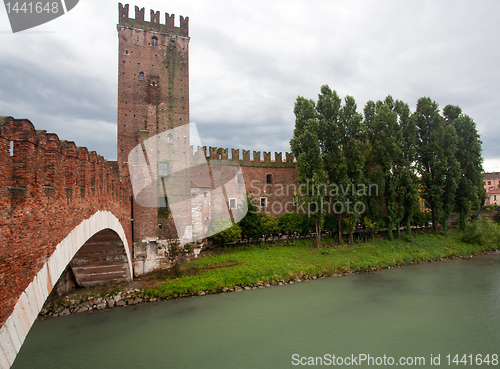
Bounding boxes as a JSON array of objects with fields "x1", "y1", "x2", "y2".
[
  {"x1": 0, "y1": 211, "x2": 132, "y2": 369},
  {"x1": 0, "y1": 117, "x2": 133, "y2": 369}
]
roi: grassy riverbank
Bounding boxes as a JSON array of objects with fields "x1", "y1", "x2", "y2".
[{"x1": 143, "y1": 230, "x2": 499, "y2": 299}]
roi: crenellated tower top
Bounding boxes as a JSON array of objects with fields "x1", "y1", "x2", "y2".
[{"x1": 118, "y1": 3, "x2": 189, "y2": 37}]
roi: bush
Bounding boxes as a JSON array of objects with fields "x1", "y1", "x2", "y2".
[
  {"x1": 279, "y1": 212, "x2": 303, "y2": 234},
  {"x1": 237, "y1": 194, "x2": 261, "y2": 239},
  {"x1": 208, "y1": 219, "x2": 242, "y2": 245},
  {"x1": 323, "y1": 214, "x2": 338, "y2": 233},
  {"x1": 411, "y1": 211, "x2": 427, "y2": 227},
  {"x1": 300, "y1": 214, "x2": 315, "y2": 234},
  {"x1": 461, "y1": 217, "x2": 500, "y2": 246},
  {"x1": 260, "y1": 214, "x2": 280, "y2": 236}
]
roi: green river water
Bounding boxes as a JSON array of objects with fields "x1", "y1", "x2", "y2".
[{"x1": 11, "y1": 252, "x2": 500, "y2": 368}]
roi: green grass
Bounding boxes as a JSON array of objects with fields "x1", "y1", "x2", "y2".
[{"x1": 143, "y1": 230, "x2": 499, "y2": 299}]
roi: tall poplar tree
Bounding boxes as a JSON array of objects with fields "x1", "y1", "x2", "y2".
[
  {"x1": 365, "y1": 97, "x2": 404, "y2": 240},
  {"x1": 395, "y1": 99, "x2": 419, "y2": 236},
  {"x1": 339, "y1": 95, "x2": 365, "y2": 244},
  {"x1": 414, "y1": 97, "x2": 460, "y2": 234},
  {"x1": 414, "y1": 97, "x2": 445, "y2": 233},
  {"x1": 290, "y1": 98, "x2": 328, "y2": 247},
  {"x1": 317, "y1": 85, "x2": 346, "y2": 244},
  {"x1": 444, "y1": 105, "x2": 484, "y2": 231}
]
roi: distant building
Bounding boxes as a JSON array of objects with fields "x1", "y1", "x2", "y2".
[
  {"x1": 483, "y1": 172, "x2": 500, "y2": 205},
  {"x1": 486, "y1": 189, "x2": 500, "y2": 206}
]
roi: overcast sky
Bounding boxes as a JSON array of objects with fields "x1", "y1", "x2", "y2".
[{"x1": 1, "y1": 1, "x2": 500, "y2": 171}]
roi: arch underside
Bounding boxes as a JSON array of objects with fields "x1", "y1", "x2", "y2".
[
  {"x1": 0, "y1": 211, "x2": 132, "y2": 369},
  {"x1": 71, "y1": 229, "x2": 131, "y2": 287}
]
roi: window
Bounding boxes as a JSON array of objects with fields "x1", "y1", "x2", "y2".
[
  {"x1": 158, "y1": 163, "x2": 168, "y2": 177},
  {"x1": 266, "y1": 174, "x2": 272, "y2": 184},
  {"x1": 152, "y1": 36, "x2": 158, "y2": 46},
  {"x1": 488, "y1": 181, "x2": 491, "y2": 185},
  {"x1": 229, "y1": 198, "x2": 237, "y2": 209},
  {"x1": 237, "y1": 173, "x2": 244, "y2": 185},
  {"x1": 260, "y1": 197, "x2": 267, "y2": 207},
  {"x1": 167, "y1": 134, "x2": 173, "y2": 144},
  {"x1": 495, "y1": 195, "x2": 497, "y2": 201},
  {"x1": 9, "y1": 141, "x2": 14, "y2": 156},
  {"x1": 139, "y1": 72, "x2": 144, "y2": 80}
]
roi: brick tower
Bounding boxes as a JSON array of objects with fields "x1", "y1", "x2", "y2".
[{"x1": 117, "y1": 3, "x2": 190, "y2": 247}]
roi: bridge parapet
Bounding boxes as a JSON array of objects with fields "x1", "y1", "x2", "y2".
[{"x1": 0, "y1": 117, "x2": 132, "y2": 329}]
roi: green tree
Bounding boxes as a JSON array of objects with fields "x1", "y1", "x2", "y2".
[
  {"x1": 395, "y1": 99, "x2": 420, "y2": 236},
  {"x1": 414, "y1": 97, "x2": 459, "y2": 234},
  {"x1": 290, "y1": 96, "x2": 329, "y2": 247},
  {"x1": 440, "y1": 119, "x2": 460, "y2": 234},
  {"x1": 317, "y1": 85, "x2": 347, "y2": 244},
  {"x1": 365, "y1": 98, "x2": 402, "y2": 240},
  {"x1": 340, "y1": 95, "x2": 365, "y2": 244},
  {"x1": 444, "y1": 105, "x2": 484, "y2": 231}
]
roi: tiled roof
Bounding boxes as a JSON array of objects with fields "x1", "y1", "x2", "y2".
[{"x1": 484, "y1": 172, "x2": 500, "y2": 180}]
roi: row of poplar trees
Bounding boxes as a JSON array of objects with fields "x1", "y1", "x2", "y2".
[{"x1": 290, "y1": 85, "x2": 484, "y2": 246}]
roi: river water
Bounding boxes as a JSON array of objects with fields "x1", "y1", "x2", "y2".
[{"x1": 11, "y1": 253, "x2": 500, "y2": 368}]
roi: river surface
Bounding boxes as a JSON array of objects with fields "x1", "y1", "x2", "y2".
[{"x1": 11, "y1": 253, "x2": 500, "y2": 368}]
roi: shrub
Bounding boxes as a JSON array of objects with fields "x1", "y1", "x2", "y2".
[
  {"x1": 279, "y1": 212, "x2": 303, "y2": 234},
  {"x1": 323, "y1": 213, "x2": 338, "y2": 233},
  {"x1": 300, "y1": 214, "x2": 315, "y2": 234},
  {"x1": 461, "y1": 217, "x2": 500, "y2": 246},
  {"x1": 260, "y1": 214, "x2": 280, "y2": 237},
  {"x1": 208, "y1": 219, "x2": 242, "y2": 245},
  {"x1": 237, "y1": 194, "x2": 261, "y2": 239}
]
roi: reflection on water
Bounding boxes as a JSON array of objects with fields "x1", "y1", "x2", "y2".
[{"x1": 12, "y1": 253, "x2": 500, "y2": 369}]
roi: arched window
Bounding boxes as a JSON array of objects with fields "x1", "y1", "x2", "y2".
[
  {"x1": 167, "y1": 134, "x2": 173, "y2": 144},
  {"x1": 266, "y1": 174, "x2": 272, "y2": 184},
  {"x1": 152, "y1": 36, "x2": 158, "y2": 46},
  {"x1": 139, "y1": 72, "x2": 144, "y2": 80}
]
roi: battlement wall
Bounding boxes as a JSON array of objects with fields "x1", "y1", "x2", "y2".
[
  {"x1": 0, "y1": 117, "x2": 129, "y2": 208},
  {"x1": 0, "y1": 116, "x2": 132, "y2": 329},
  {"x1": 191, "y1": 146, "x2": 296, "y2": 168},
  {"x1": 118, "y1": 3, "x2": 189, "y2": 37}
]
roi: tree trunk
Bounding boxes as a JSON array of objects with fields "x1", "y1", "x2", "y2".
[
  {"x1": 387, "y1": 220, "x2": 393, "y2": 241},
  {"x1": 349, "y1": 230, "x2": 354, "y2": 245},
  {"x1": 432, "y1": 205, "x2": 438, "y2": 234},
  {"x1": 441, "y1": 214, "x2": 448, "y2": 235},
  {"x1": 337, "y1": 215, "x2": 342, "y2": 245},
  {"x1": 459, "y1": 210, "x2": 466, "y2": 232},
  {"x1": 406, "y1": 216, "x2": 411, "y2": 236},
  {"x1": 315, "y1": 217, "x2": 321, "y2": 248},
  {"x1": 396, "y1": 221, "x2": 401, "y2": 239}
]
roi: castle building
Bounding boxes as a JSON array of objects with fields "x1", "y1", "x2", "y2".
[
  {"x1": 117, "y1": 3, "x2": 191, "y2": 246},
  {"x1": 116, "y1": 4, "x2": 298, "y2": 273}
]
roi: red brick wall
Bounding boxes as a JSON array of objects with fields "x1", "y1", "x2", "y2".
[
  {"x1": 202, "y1": 146, "x2": 298, "y2": 217},
  {"x1": 242, "y1": 166, "x2": 298, "y2": 216},
  {"x1": 0, "y1": 117, "x2": 131, "y2": 326},
  {"x1": 117, "y1": 3, "x2": 190, "y2": 243}
]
